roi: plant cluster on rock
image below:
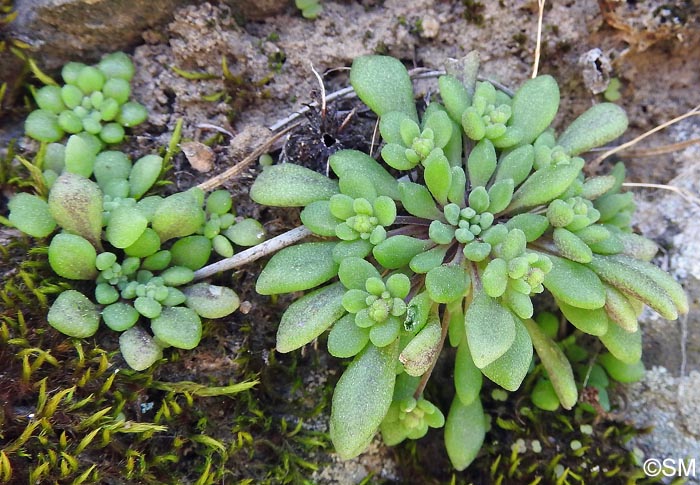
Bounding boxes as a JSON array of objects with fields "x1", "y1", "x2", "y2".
[
  {"x1": 7, "y1": 52, "x2": 265, "y2": 370},
  {"x1": 249, "y1": 54, "x2": 688, "y2": 469},
  {"x1": 3, "y1": 49, "x2": 688, "y2": 471}
]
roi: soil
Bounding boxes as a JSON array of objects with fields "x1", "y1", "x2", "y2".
[{"x1": 1, "y1": 0, "x2": 700, "y2": 484}]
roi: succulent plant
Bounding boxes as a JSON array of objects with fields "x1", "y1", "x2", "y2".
[
  {"x1": 6, "y1": 53, "x2": 269, "y2": 370},
  {"x1": 249, "y1": 55, "x2": 688, "y2": 469},
  {"x1": 25, "y1": 52, "x2": 147, "y2": 145}
]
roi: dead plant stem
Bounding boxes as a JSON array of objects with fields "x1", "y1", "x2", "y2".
[{"x1": 193, "y1": 226, "x2": 312, "y2": 280}]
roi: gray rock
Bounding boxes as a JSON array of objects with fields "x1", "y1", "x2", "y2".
[
  {"x1": 9, "y1": 0, "x2": 193, "y2": 69},
  {"x1": 624, "y1": 119, "x2": 700, "y2": 482}
]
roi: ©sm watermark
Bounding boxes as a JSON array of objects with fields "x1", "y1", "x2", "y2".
[{"x1": 643, "y1": 457, "x2": 696, "y2": 478}]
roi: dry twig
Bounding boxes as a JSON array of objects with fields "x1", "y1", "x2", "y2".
[
  {"x1": 589, "y1": 103, "x2": 700, "y2": 169},
  {"x1": 532, "y1": 0, "x2": 546, "y2": 78}
]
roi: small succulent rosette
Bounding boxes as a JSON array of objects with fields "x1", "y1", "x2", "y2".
[
  {"x1": 249, "y1": 55, "x2": 687, "y2": 469},
  {"x1": 7, "y1": 53, "x2": 268, "y2": 371}
]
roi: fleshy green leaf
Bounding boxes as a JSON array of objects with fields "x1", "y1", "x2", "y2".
[
  {"x1": 350, "y1": 55, "x2": 417, "y2": 120},
  {"x1": 373, "y1": 236, "x2": 431, "y2": 269},
  {"x1": 170, "y1": 235, "x2": 211, "y2": 270},
  {"x1": 495, "y1": 143, "x2": 534, "y2": 186},
  {"x1": 106, "y1": 206, "x2": 148, "y2": 249},
  {"x1": 48, "y1": 233, "x2": 97, "y2": 280},
  {"x1": 257, "y1": 242, "x2": 339, "y2": 295},
  {"x1": 599, "y1": 322, "x2": 641, "y2": 364},
  {"x1": 605, "y1": 254, "x2": 688, "y2": 315},
  {"x1": 409, "y1": 245, "x2": 448, "y2": 274},
  {"x1": 422, "y1": 110, "x2": 453, "y2": 149},
  {"x1": 531, "y1": 379, "x2": 560, "y2": 411},
  {"x1": 587, "y1": 255, "x2": 679, "y2": 320},
  {"x1": 374, "y1": 196, "x2": 397, "y2": 227},
  {"x1": 184, "y1": 283, "x2": 240, "y2": 319},
  {"x1": 48, "y1": 290, "x2": 100, "y2": 338},
  {"x1": 617, "y1": 232, "x2": 659, "y2": 262},
  {"x1": 8, "y1": 193, "x2": 56, "y2": 237},
  {"x1": 487, "y1": 179, "x2": 514, "y2": 214},
  {"x1": 25, "y1": 109, "x2": 64, "y2": 143},
  {"x1": 448, "y1": 166, "x2": 467, "y2": 205},
  {"x1": 482, "y1": 258, "x2": 508, "y2": 298},
  {"x1": 444, "y1": 397, "x2": 485, "y2": 471},
  {"x1": 250, "y1": 163, "x2": 339, "y2": 207},
  {"x1": 399, "y1": 320, "x2": 441, "y2": 376},
  {"x1": 379, "y1": 111, "x2": 412, "y2": 144},
  {"x1": 505, "y1": 214, "x2": 549, "y2": 242},
  {"x1": 224, "y1": 219, "x2": 266, "y2": 247},
  {"x1": 380, "y1": 143, "x2": 414, "y2": 171},
  {"x1": 423, "y1": 150, "x2": 452, "y2": 205},
  {"x1": 558, "y1": 103, "x2": 628, "y2": 155},
  {"x1": 94, "y1": 151, "x2": 132, "y2": 188},
  {"x1": 522, "y1": 318, "x2": 577, "y2": 410},
  {"x1": 338, "y1": 172, "x2": 378, "y2": 200},
  {"x1": 603, "y1": 284, "x2": 639, "y2": 332},
  {"x1": 328, "y1": 313, "x2": 370, "y2": 358},
  {"x1": 426, "y1": 265, "x2": 470, "y2": 303},
  {"x1": 277, "y1": 282, "x2": 346, "y2": 352},
  {"x1": 64, "y1": 134, "x2": 97, "y2": 177},
  {"x1": 466, "y1": 290, "x2": 516, "y2": 368},
  {"x1": 330, "y1": 341, "x2": 399, "y2": 459},
  {"x1": 150, "y1": 307, "x2": 202, "y2": 350},
  {"x1": 332, "y1": 239, "x2": 373, "y2": 263},
  {"x1": 330, "y1": 150, "x2": 401, "y2": 200},
  {"x1": 369, "y1": 316, "x2": 402, "y2": 347},
  {"x1": 129, "y1": 155, "x2": 163, "y2": 199},
  {"x1": 557, "y1": 300, "x2": 608, "y2": 336},
  {"x1": 338, "y1": 257, "x2": 381, "y2": 290},
  {"x1": 467, "y1": 139, "x2": 497, "y2": 188},
  {"x1": 454, "y1": 336, "x2": 482, "y2": 405},
  {"x1": 102, "y1": 302, "x2": 140, "y2": 331},
  {"x1": 399, "y1": 182, "x2": 442, "y2": 219},
  {"x1": 439, "y1": 75, "x2": 471, "y2": 123},
  {"x1": 507, "y1": 157, "x2": 585, "y2": 212},
  {"x1": 481, "y1": 318, "x2": 532, "y2": 391},
  {"x1": 553, "y1": 227, "x2": 592, "y2": 263},
  {"x1": 598, "y1": 352, "x2": 644, "y2": 383},
  {"x1": 509, "y1": 75, "x2": 560, "y2": 144},
  {"x1": 151, "y1": 188, "x2": 206, "y2": 242},
  {"x1": 48, "y1": 173, "x2": 104, "y2": 248},
  {"x1": 542, "y1": 254, "x2": 606, "y2": 309},
  {"x1": 301, "y1": 200, "x2": 342, "y2": 236}
]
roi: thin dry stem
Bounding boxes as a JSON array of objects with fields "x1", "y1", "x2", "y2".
[
  {"x1": 195, "y1": 123, "x2": 235, "y2": 138},
  {"x1": 622, "y1": 182, "x2": 700, "y2": 207},
  {"x1": 310, "y1": 62, "x2": 327, "y2": 117},
  {"x1": 369, "y1": 116, "x2": 380, "y2": 158},
  {"x1": 613, "y1": 137, "x2": 700, "y2": 158},
  {"x1": 196, "y1": 123, "x2": 298, "y2": 192},
  {"x1": 532, "y1": 0, "x2": 546, "y2": 78},
  {"x1": 193, "y1": 226, "x2": 312, "y2": 280},
  {"x1": 589, "y1": 103, "x2": 700, "y2": 169}
]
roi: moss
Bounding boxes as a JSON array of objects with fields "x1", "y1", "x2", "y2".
[{"x1": 462, "y1": 0, "x2": 486, "y2": 26}]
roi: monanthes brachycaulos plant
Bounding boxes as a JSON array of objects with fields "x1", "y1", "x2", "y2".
[
  {"x1": 6, "y1": 53, "x2": 267, "y2": 371},
  {"x1": 250, "y1": 54, "x2": 688, "y2": 469},
  {"x1": 25, "y1": 52, "x2": 147, "y2": 146}
]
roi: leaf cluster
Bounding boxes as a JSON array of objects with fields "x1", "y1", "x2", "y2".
[
  {"x1": 25, "y1": 52, "x2": 147, "y2": 145},
  {"x1": 249, "y1": 54, "x2": 688, "y2": 469},
  {"x1": 5, "y1": 53, "x2": 268, "y2": 370}
]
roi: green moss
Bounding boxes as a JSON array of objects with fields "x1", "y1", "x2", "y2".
[{"x1": 462, "y1": 0, "x2": 486, "y2": 26}]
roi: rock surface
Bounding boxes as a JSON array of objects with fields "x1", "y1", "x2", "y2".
[
  {"x1": 8, "y1": 0, "x2": 193, "y2": 69},
  {"x1": 626, "y1": 118, "x2": 700, "y2": 483}
]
